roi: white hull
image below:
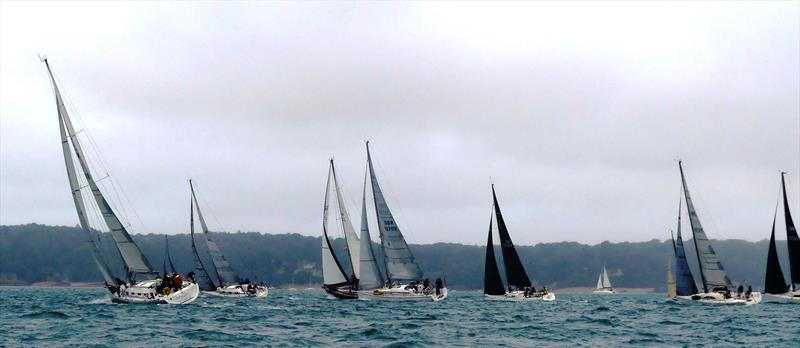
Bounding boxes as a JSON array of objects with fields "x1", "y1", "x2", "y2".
[
  {"x1": 593, "y1": 288, "x2": 615, "y2": 294},
  {"x1": 673, "y1": 291, "x2": 762, "y2": 305},
  {"x1": 485, "y1": 290, "x2": 556, "y2": 302},
  {"x1": 359, "y1": 284, "x2": 448, "y2": 301},
  {"x1": 203, "y1": 284, "x2": 268, "y2": 298},
  {"x1": 764, "y1": 291, "x2": 800, "y2": 303},
  {"x1": 112, "y1": 281, "x2": 199, "y2": 304}
]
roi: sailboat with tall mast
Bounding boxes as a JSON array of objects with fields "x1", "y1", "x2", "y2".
[
  {"x1": 676, "y1": 161, "x2": 760, "y2": 304},
  {"x1": 358, "y1": 142, "x2": 448, "y2": 301},
  {"x1": 189, "y1": 180, "x2": 267, "y2": 298},
  {"x1": 763, "y1": 172, "x2": 800, "y2": 303},
  {"x1": 593, "y1": 265, "x2": 614, "y2": 294},
  {"x1": 45, "y1": 57, "x2": 198, "y2": 304},
  {"x1": 320, "y1": 160, "x2": 359, "y2": 299},
  {"x1": 483, "y1": 185, "x2": 555, "y2": 301}
]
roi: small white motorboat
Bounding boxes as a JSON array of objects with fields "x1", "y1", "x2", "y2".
[
  {"x1": 360, "y1": 283, "x2": 448, "y2": 302},
  {"x1": 204, "y1": 284, "x2": 268, "y2": 298}
]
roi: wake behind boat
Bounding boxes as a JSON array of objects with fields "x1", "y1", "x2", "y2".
[
  {"x1": 44, "y1": 57, "x2": 198, "y2": 305},
  {"x1": 483, "y1": 185, "x2": 555, "y2": 302},
  {"x1": 763, "y1": 172, "x2": 800, "y2": 303},
  {"x1": 668, "y1": 161, "x2": 761, "y2": 305},
  {"x1": 188, "y1": 180, "x2": 267, "y2": 298}
]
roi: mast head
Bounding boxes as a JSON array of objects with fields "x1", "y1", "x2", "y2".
[{"x1": 38, "y1": 53, "x2": 47, "y2": 63}]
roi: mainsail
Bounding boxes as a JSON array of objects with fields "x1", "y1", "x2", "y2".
[
  {"x1": 190, "y1": 181, "x2": 240, "y2": 286},
  {"x1": 492, "y1": 185, "x2": 532, "y2": 288},
  {"x1": 189, "y1": 189, "x2": 216, "y2": 291},
  {"x1": 162, "y1": 236, "x2": 177, "y2": 276},
  {"x1": 765, "y1": 204, "x2": 788, "y2": 294},
  {"x1": 331, "y1": 160, "x2": 360, "y2": 278},
  {"x1": 45, "y1": 58, "x2": 154, "y2": 282},
  {"x1": 672, "y1": 199, "x2": 698, "y2": 296},
  {"x1": 366, "y1": 142, "x2": 423, "y2": 282},
  {"x1": 322, "y1": 163, "x2": 351, "y2": 288},
  {"x1": 484, "y1": 213, "x2": 506, "y2": 296},
  {"x1": 358, "y1": 170, "x2": 384, "y2": 290},
  {"x1": 781, "y1": 173, "x2": 800, "y2": 290},
  {"x1": 679, "y1": 161, "x2": 732, "y2": 292}
]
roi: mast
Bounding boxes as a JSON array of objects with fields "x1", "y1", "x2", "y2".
[
  {"x1": 189, "y1": 182, "x2": 216, "y2": 291},
  {"x1": 781, "y1": 172, "x2": 800, "y2": 290},
  {"x1": 190, "y1": 180, "x2": 240, "y2": 286},
  {"x1": 330, "y1": 159, "x2": 359, "y2": 280},
  {"x1": 358, "y1": 166, "x2": 384, "y2": 290},
  {"x1": 484, "y1": 212, "x2": 505, "y2": 295},
  {"x1": 162, "y1": 235, "x2": 176, "y2": 276},
  {"x1": 44, "y1": 58, "x2": 153, "y2": 282},
  {"x1": 322, "y1": 162, "x2": 351, "y2": 288},
  {"x1": 492, "y1": 185, "x2": 532, "y2": 289},
  {"x1": 679, "y1": 161, "x2": 732, "y2": 292},
  {"x1": 765, "y1": 200, "x2": 788, "y2": 294},
  {"x1": 366, "y1": 142, "x2": 423, "y2": 282}
]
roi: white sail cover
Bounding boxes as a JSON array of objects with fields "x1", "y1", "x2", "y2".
[
  {"x1": 322, "y1": 165, "x2": 349, "y2": 286},
  {"x1": 679, "y1": 162, "x2": 732, "y2": 290},
  {"x1": 191, "y1": 184, "x2": 240, "y2": 286},
  {"x1": 331, "y1": 162, "x2": 360, "y2": 278},
  {"x1": 366, "y1": 143, "x2": 423, "y2": 281},
  {"x1": 358, "y1": 172, "x2": 384, "y2": 290},
  {"x1": 46, "y1": 60, "x2": 153, "y2": 280}
]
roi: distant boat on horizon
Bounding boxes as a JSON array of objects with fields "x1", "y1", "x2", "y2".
[
  {"x1": 763, "y1": 172, "x2": 800, "y2": 303},
  {"x1": 593, "y1": 265, "x2": 615, "y2": 294}
]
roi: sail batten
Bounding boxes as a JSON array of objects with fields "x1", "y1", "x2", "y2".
[
  {"x1": 484, "y1": 213, "x2": 505, "y2": 295},
  {"x1": 679, "y1": 162, "x2": 732, "y2": 291},
  {"x1": 358, "y1": 169, "x2": 384, "y2": 290},
  {"x1": 190, "y1": 181, "x2": 240, "y2": 286},
  {"x1": 366, "y1": 143, "x2": 423, "y2": 282},
  {"x1": 492, "y1": 185, "x2": 531, "y2": 288}
]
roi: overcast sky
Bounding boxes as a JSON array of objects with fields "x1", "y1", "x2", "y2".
[{"x1": 1, "y1": 1, "x2": 798, "y2": 245}]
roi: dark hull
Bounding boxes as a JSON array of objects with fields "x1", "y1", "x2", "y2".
[{"x1": 323, "y1": 286, "x2": 358, "y2": 300}]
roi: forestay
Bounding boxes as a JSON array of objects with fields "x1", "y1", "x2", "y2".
[{"x1": 366, "y1": 143, "x2": 423, "y2": 282}]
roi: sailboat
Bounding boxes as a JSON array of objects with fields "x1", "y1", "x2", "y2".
[
  {"x1": 763, "y1": 172, "x2": 800, "y2": 303},
  {"x1": 359, "y1": 142, "x2": 448, "y2": 301},
  {"x1": 676, "y1": 161, "x2": 761, "y2": 304},
  {"x1": 189, "y1": 180, "x2": 267, "y2": 298},
  {"x1": 593, "y1": 265, "x2": 615, "y2": 294},
  {"x1": 483, "y1": 185, "x2": 555, "y2": 301},
  {"x1": 44, "y1": 57, "x2": 198, "y2": 304},
  {"x1": 320, "y1": 160, "x2": 359, "y2": 299}
]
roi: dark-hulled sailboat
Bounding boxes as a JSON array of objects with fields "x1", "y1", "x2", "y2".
[
  {"x1": 676, "y1": 161, "x2": 760, "y2": 304},
  {"x1": 763, "y1": 172, "x2": 800, "y2": 302},
  {"x1": 45, "y1": 57, "x2": 198, "y2": 304},
  {"x1": 483, "y1": 185, "x2": 555, "y2": 301}
]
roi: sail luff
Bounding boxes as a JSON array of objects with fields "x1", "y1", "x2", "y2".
[
  {"x1": 765, "y1": 205, "x2": 788, "y2": 294},
  {"x1": 190, "y1": 181, "x2": 239, "y2": 286},
  {"x1": 484, "y1": 213, "x2": 505, "y2": 295},
  {"x1": 492, "y1": 185, "x2": 532, "y2": 288},
  {"x1": 330, "y1": 160, "x2": 359, "y2": 279},
  {"x1": 189, "y1": 186, "x2": 216, "y2": 291},
  {"x1": 358, "y1": 168, "x2": 384, "y2": 290},
  {"x1": 679, "y1": 161, "x2": 732, "y2": 291},
  {"x1": 322, "y1": 163, "x2": 350, "y2": 286},
  {"x1": 45, "y1": 60, "x2": 153, "y2": 280},
  {"x1": 781, "y1": 173, "x2": 800, "y2": 288},
  {"x1": 366, "y1": 142, "x2": 423, "y2": 282}
]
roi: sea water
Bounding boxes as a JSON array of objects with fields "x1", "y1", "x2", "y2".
[{"x1": 0, "y1": 287, "x2": 798, "y2": 347}]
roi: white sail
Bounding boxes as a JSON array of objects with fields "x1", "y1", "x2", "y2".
[
  {"x1": 322, "y1": 164, "x2": 349, "y2": 286},
  {"x1": 596, "y1": 274, "x2": 603, "y2": 290},
  {"x1": 331, "y1": 161, "x2": 360, "y2": 278},
  {"x1": 366, "y1": 142, "x2": 423, "y2": 282},
  {"x1": 190, "y1": 182, "x2": 240, "y2": 286},
  {"x1": 45, "y1": 59, "x2": 153, "y2": 280},
  {"x1": 602, "y1": 266, "x2": 612, "y2": 288},
  {"x1": 358, "y1": 170, "x2": 384, "y2": 290}
]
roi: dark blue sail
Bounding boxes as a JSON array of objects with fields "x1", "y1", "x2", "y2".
[
  {"x1": 781, "y1": 173, "x2": 800, "y2": 290},
  {"x1": 673, "y1": 199, "x2": 698, "y2": 296},
  {"x1": 765, "y1": 206, "x2": 788, "y2": 294},
  {"x1": 484, "y1": 213, "x2": 505, "y2": 296}
]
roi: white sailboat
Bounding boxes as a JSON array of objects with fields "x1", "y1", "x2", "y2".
[
  {"x1": 320, "y1": 159, "x2": 359, "y2": 299},
  {"x1": 358, "y1": 142, "x2": 448, "y2": 301},
  {"x1": 593, "y1": 265, "x2": 615, "y2": 294},
  {"x1": 189, "y1": 180, "x2": 267, "y2": 298},
  {"x1": 44, "y1": 57, "x2": 198, "y2": 304}
]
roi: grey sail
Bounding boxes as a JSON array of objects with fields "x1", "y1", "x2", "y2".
[
  {"x1": 322, "y1": 163, "x2": 351, "y2": 287},
  {"x1": 358, "y1": 170, "x2": 384, "y2": 290},
  {"x1": 188, "y1": 187, "x2": 216, "y2": 291},
  {"x1": 190, "y1": 181, "x2": 240, "y2": 286},
  {"x1": 162, "y1": 236, "x2": 177, "y2": 276},
  {"x1": 679, "y1": 161, "x2": 732, "y2": 291},
  {"x1": 331, "y1": 160, "x2": 360, "y2": 278},
  {"x1": 45, "y1": 59, "x2": 154, "y2": 281},
  {"x1": 366, "y1": 142, "x2": 423, "y2": 282}
]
